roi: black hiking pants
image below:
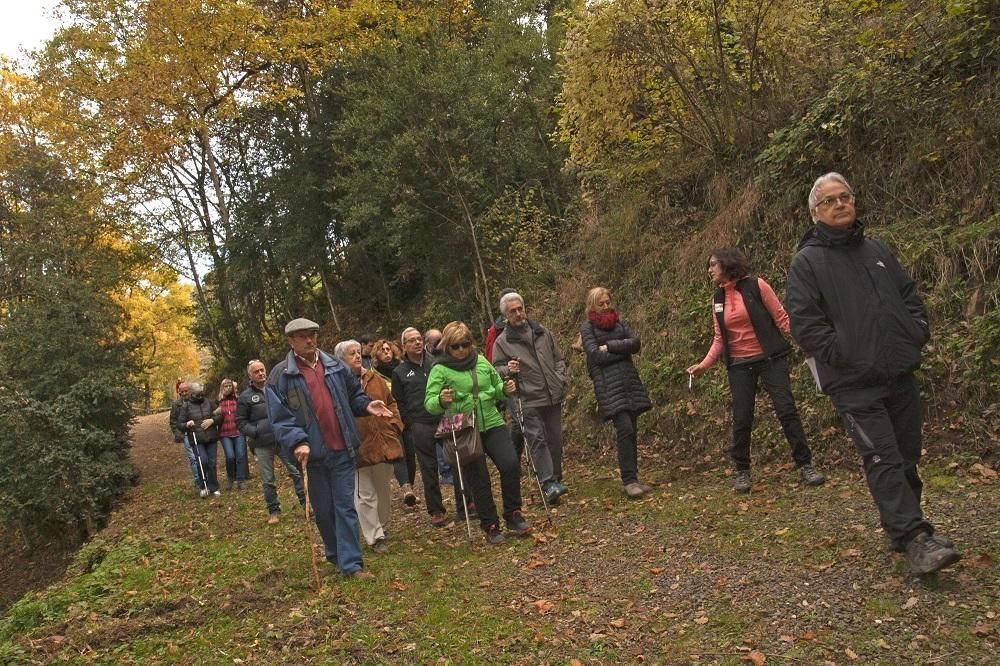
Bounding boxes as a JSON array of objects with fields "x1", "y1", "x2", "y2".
[
  {"x1": 727, "y1": 356, "x2": 812, "y2": 471},
  {"x1": 830, "y1": 374, "x2": 933, "y2": 551}
]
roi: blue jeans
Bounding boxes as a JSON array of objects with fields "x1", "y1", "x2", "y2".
[
  {"x1": 193, "y1": 440, "x2": 220, "y2": 492},
  {"x1": 181, "y1": 434, "x2": 201, "y2": 488},
  {"x1": 436, "y1": 442, "x2": 454, "y2": 485},
  {"x1": 307, "y1": 450, "x2": 364, "y2": 575},
  {"x1": 256, "y1": 444, "x2": 305, "y2": 515},
  {"x1": 220, "y1": 435, "x2": 248, "y2": 483}
]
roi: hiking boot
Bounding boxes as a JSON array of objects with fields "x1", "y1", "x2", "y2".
[
  {"x1": 236, "y1": 481, "x2": 245, "y2": 490},
  {"x1": 553, "y1": 481, "x2": 570, "y2": 497},
  {"x1": 906, "y1": 532, "x2": 962, "y2": 575},
  {"x1": 638, "y1": 482, "x2": 654, "y2": 494},
  {"x1": 624, "y1": 482, "x2": 645, "y2": 499},
  {"x1": 732, "y1": 470, "x2": 752, "y2": 494},
  {"x1": 199, "y1": 488, "x2": 209, "y2": 498},
  {"x1": 346, "y1": 569, "x2": 376, "y2": 580},
  {"x1": 930, "y1": 534, "x2": 954, "y2": 549},
  {"x1": 466, "y1": 502, "x2": 478, "y2": 519},
  {"x1": 430, "y1": 512, "x2": 449, "y2": 528},
  {"x1": 225, "y1": 479, "x2": 234, "y2": 491},
  {"x1": 267, "y1": 513, "x2": 280, "y2": 525},
  {"x1": 506, "y1": 510, "x2": 533, "y2": 536},
  {"x1": 798, "y1": 464, "x2": 826, "y2": 486},
  {"x1": 372, "y1": 538, "x2": 389, "y2": 554},
  {"x1": 485, "y1": 524, "x2": 506, "y2": 545},
  {"x1": 402, "y1": 484, "x2": 417, "y2": 507},
  {"x1": 543, "y1": 482, "x2": 561, "y2": 506},
  {"x1": 212, "y1": 490, "x2": 222, "y2": 497}
]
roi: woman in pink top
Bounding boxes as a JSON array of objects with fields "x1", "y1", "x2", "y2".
[
  {"x1": 216, "y1": 378, "x2": 247, "y2": 491},
  {"x1": 686, "y1": 248, "x2": 825, "y2": 494}
]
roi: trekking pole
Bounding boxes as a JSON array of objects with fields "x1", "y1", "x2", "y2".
[
  {"x1": 301, "y1": 464, "x2": 322, "y2": 592},
  {"x1": 512, "y1": 375, "x2": 554, "y2": 527},
  {"x1": 450, "y1": 430, "x2": 475, "y2": 544},
  {"x1": 187, "y1": 431, "x2": 209, "y2": 496}
]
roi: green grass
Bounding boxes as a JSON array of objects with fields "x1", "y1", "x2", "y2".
[{"x1": 2, "y1": 452, "x2": 997, "y2": 664}]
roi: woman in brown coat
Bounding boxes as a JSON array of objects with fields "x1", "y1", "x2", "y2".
[{"x1": 335, "y1": 340, "x2": 404, "y2": 553}]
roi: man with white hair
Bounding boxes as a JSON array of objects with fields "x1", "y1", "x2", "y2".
[
  {"x1": 786, "y1": 172, "x2": 961, "y2": 575},
  {"x1": 492, "y1": 292, "x2": 568, "y2": 505},
  {"x1": 266, "y1": 318, "x2": 393, "y2": 579}
]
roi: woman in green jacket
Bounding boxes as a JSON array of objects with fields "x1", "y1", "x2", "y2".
[{"x1": 425, "y1": 321, "x2": 532, "y2": 544}]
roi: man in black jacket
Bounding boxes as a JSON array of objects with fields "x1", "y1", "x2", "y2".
[
  {"x1": 237, "y1": 360, "x2": 305, "y2": 523},
  {"x1": 786, "y1": 172, "x2": 961, "y2": 575}
]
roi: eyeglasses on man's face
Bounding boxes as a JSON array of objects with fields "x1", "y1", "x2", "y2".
[
  {"x1": 814, "y1": 192, "x2": 855, "y2": 210},
  {"x1": 449, "y1": 341, "x2": 472, "y2": 351}
]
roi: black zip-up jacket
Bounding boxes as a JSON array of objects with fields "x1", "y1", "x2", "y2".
[
  {"x1": 236, "y1": 383, "x2": 275, "y2": 449},
  {"x1": 169, "y1": 397, "x2": 187, "y2": 443},
  {"x1": 786, "y1": 220, "x2": 929, "y2": 394},
  {"x1": 391, "y1": 354, "x2": 438, "y2": 426}
]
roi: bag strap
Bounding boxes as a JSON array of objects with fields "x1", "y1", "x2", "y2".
[{"x1": 470, "y1": 364, "x2": 480, "y2": 426}]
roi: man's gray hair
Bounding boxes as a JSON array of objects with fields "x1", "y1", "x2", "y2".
[
  {"x1": 499, "y1": 292, "x2": 524, "y2": 317},
  {"x1": 333, "y1": 339, "x2": 361, "y2": 360},
  {"x1": 400, "y1": 327, "x2": 420, "y2": 346},
  {"x1": 188, "y1": 381, "x2": 204, "y2": 393},
  {"x1": 808, "y1": 172, "x2": 853, "y2": 214}
]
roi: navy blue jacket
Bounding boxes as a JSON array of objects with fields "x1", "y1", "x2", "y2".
[{"x1": 265, "y1": 350, "x2": 372, "y2": 462}]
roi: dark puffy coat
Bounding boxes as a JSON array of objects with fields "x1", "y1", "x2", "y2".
[
  {"x1": 177, "y1": 397, "x2": 220, "y2": 445},
  {"x1": 169, "y1": 398, "x2": 186, "y2": 443},
  {"x1": 236, "y1": 384, "x2": 275, "y2": 449},
  {"x1": 787, "y1": 220, "x2": 929, "y2": 394},
  {"x1": 580, "y1": 319, "x2": 652, "y2": 420}
]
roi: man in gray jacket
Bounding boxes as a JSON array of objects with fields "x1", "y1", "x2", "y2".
[
  {"x1": 237, "y1": 359, "x2": 305, "y2": 524},
  {"x1": 492, "y1": 292, "x2": 568, "y2": 504}
]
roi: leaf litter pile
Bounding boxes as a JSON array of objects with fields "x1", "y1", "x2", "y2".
[{"x1": 1, "y1": 413, "x2": 996, "y2": 664}]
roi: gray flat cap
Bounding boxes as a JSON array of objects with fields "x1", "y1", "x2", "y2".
[{"x1": 284, "y1": 317, "x2": 320, "y2": 334}]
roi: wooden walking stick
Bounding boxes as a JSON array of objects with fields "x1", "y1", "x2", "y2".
[{"x1": 301, "y1": 465, "x2": 322, "y2": 592}]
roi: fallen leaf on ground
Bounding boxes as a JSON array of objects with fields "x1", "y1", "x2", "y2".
[
  {"x1": 533, "y1": 599, "x2": 555, "y2": 615},
  {"x1": 694, "y1": 616, "x2": 709, "y2": 625},
  {"x1": 902, "y1": 596, "x2": 918, "y2": 610},
  {"x1": 966, "y1": 553, "x2": 994, "y2": 568},
  {"x1": 840, "y1": 548, "x2": 861, "y2": 558},
  {"x1": 971, "y1": 623, "x2": 994, "y2": 637},
  {"x1": 650, "y1": 567, "x2": 665, "y2": 575},
  {"x1": 609, "y1": 617, "x2": 626, "y2": 628},
  {"x1": 744, "y1": 650, "x2": 766, "y2": 665},
  {"x1": 845, "y1": 648, "x2": 859, "y2": 660}
]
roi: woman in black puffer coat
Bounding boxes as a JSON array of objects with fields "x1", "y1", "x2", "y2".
[{"x1": 580, "y1": 287, "x2": 652, "y2": 498}]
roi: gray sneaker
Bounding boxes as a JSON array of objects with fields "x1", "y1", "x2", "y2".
[
  {"x1": 798, "y1": 464, "x2": 826, "y2": 486},
  {"x1": 732, "y1": 470, "x2": 752, "y2": 494},
  {"x1": 906, "y1": 532, "x2": 961, "y2": 574}
]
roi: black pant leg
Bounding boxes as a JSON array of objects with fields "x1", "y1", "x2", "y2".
[
  {"x1": 759, "y1": 357, "x2": 813, "y2": 467},
  {"x1": 612, "y1": 411, "x2": 639, "y2": 485},
  {"x1": 481, "y1": 426, "x2": 523, "y2": 520},
  {"x1": 885, "y1": 375, "x2": 924, "y2": 506},
  {"x1": 831, "y1": 383, "x2": 932, "y2": 550},
  {"x1": 727, "y1": 364, "x2": 760, "y2": 470},
  {"x1": 409, "y1": 422, "x2": 444, "y2": 515}
]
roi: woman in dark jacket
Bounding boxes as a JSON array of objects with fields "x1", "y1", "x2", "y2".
[
  {"x1": 581, "y1": 287, "x2": 653, "y2": 498},
  {"x1": 179, "y1": 381, "x2": 222, "y2": 497},
  {"x1": 686, "y1": 247, "x2": 825, "y2": 494}
]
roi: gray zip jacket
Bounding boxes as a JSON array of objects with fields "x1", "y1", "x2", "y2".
[{"x1": 492, "y1": 319, "x2": 566, "y2": 408}]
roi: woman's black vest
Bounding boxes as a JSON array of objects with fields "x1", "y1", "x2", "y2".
[{"x1": 713, "y1": 276, "x2": 791, "y2": 367}]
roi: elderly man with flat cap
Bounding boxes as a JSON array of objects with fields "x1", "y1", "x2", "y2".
[{"x1": 265, "y1": 318, "x2": 393, "y2": 579}]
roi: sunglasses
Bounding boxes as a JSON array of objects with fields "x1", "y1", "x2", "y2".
[{"x1": 448, "y1": 341, "x2": 473, "y2": 351}]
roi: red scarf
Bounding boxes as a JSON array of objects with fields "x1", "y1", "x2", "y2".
[{"x1": 588, "y1": 309, "x2": 620, "y2": 331}]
